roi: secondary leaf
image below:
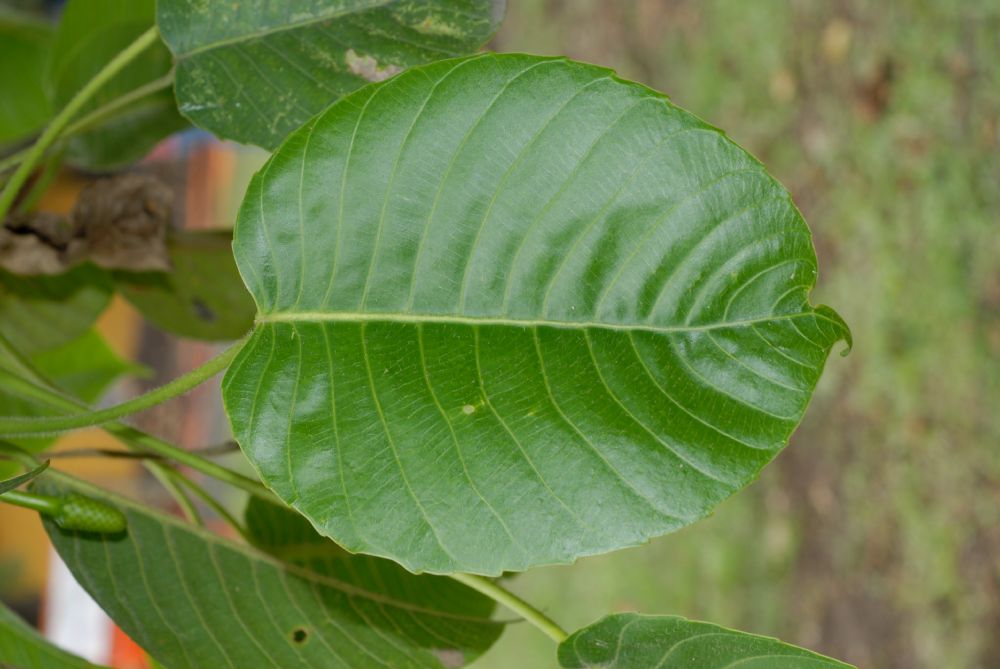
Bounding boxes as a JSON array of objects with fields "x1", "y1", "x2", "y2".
[
  {"x1": 558, "y1": 614, "x2": 853, "y2": 668},
  {"x1": 0, "y1": 265, "x2": 112, "y2": 355},
  {"x1": 41, "y1": 473, "x2": 503, "y2": 669},
  {"x1": 0, "y1": 8, "x2": 52, "y2": 145},
  {"x1": 0, "y1": 459, "x2": 48, "y2": 495},
  {"x1": 115, "y1": 230, "x2": 256, "y2": 340},
  {"x1": 46, "y1": 0, "x2": 186, "y2": 170},
  {"x1": 0, "y1": 599, "x2": 107, "y2": 669},
  {"x1": 222, "y1": 54, "x2": 850, "y2": 575},
  {"x1": 245, "y1": 497, "x2": 500, "y2": 666},
  {"x1": 157, "y1": 0, "x2": 507, "y2": 149}
]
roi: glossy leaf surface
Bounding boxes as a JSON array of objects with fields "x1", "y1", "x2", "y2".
[
  {"x1": 0, "y1": 8, "x2": 52, "y2": 145},
  {"x1": 46, "y1": 0, "x2": 185, "y2": 170},
  {"x1": 558, "y1": 614, "x2": 852, "y2": 668},
  {"x1": 223, "y1": 54, "x2": 850, "y2": 575},
  {"x1": 157, "y1": 0, "x2": 506, "y2": 149},
  {"x1": 42, "y1": 474, "x2": 502, "y2": 669},
  {"x1": 0, "y1": 600, "x2": 106, "y2": 669},
  {"x1": 115, "y1": 231, "x2": 256, "y2": 341}
]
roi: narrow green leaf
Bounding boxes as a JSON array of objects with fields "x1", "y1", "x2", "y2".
[
  {"x1": 558, "y1": 614, "x2": 853, "y2": 668},
  {"x1": 115, "y1": 230, "x2": 256, "y2": 341},
  {"x1": 0, "y1": 459, "x2": 48, "y2": 495},
  {"x1": 45, "y1": 0, "x2": 185, "y2": 170},
  {"x1": 0, "y1": 265, "x2": 112, "y2": 356},
  {"x1": 41, "y1": 473, "x2": 503, "y2": 669},
  {"x1": 0, "y1": 599, "x2": 107, "y2": 669},
  {"x1": 157, "y1": 0, "x2": 506, "y2": 149},
  {"x1": 0, "y1": 8, "x2": 52, "y2": 145},
  {"x1": 222, "y1": 54, "x2": 850, "y2": 575}
]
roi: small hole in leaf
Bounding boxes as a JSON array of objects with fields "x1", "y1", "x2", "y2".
[{"x1": 291, "y1": 627, "x2": 309, "y2": 644}]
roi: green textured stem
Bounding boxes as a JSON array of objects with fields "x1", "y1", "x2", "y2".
[
  {"x1": 0, "y1": 25, "x2": 160, "y2": 218},
  {"x1": 0, "y1": 348, "x2": 275, "y2": 503},
  {"x1": 105, "y1": 423, "x2": 273, "y2": 502},
  {"x1": 64, "y1": 69, "x2": 175, "y2": 137},
  {"x1": 449, "y1": 573, "x2": 568, "y2": 643},
  {"x1": 147, "y1": 461, "x2": 202, "y2": 526},
  {"x1": 0, "y1": 336, "x2": 247, "y2": 436},
  {"x1": 0, "y1": 489, "x2": 61, "y2": 515},
  {"x1": 169, "y1": 468, "x2": 251, "y2": 542}
]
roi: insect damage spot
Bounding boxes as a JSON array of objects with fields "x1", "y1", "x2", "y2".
[
  {"x1": 345, "y1": 49, "x2": 402, "y2": 83},
  {"x1": 290, "y1": 627, "x2": 309, "y2": 644},
  {"x1": 413, "y1": 16, "x2": 465, "y2": 38},
  {"x1": 432, "y1": 648, "x2": 465, "y2": 668},
  {"x1": 462, "y1": 404, "x2": 476, "y2": 415}
]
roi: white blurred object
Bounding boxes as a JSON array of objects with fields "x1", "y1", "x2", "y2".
[{"x1": 44, "y1": 547, "x2": 113, "y2": 664}]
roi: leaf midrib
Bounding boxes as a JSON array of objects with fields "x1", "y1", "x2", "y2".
[
  {"x1": 256, "y1": 309, "x2": 838, "y2": 335},
  {"x1": 171, "y1": 0, "x2": 398, "y2": 58}
]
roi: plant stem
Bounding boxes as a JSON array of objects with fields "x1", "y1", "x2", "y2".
[
  {"x1": 147, "y1": 461, "x2": 203, "y2": 526},
  {"x1": 169, "y1": 468, "x2": 251, "y2": 542},
  {"x1": 0, "y1": 489, "x2": 61, "y2": 516},
  {"x1": 0, "y1": 25, "x2": 160, "y2": 219},
  {"x1": 0, "y1": 336, "x2": 247, "y2": 436},
  {"x1": 104, "y1": 423, "x2": 273, "y2": 502},
  {"x1": 64, "y1": 70, "x2": 175, "y2": 138},
  {"x1": 0, "y1": 69, "x2": 176, "y2": 179},
  {"x1": 0, "y1": 338, "x2": 275, "y2": 503},
  {"x1": 449, "y1": 573, "x2": 568, "y2": 644}
]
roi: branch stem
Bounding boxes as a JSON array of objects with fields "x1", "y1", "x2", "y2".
[
  {"x1": 0, "y1": 489, "x2": 61, "y2": 516},
  {"x1": 0, "y1": 336, "x2": 247, "y2": 436},
  {"x1": 449, "y1": 573, "x2": 568, "y2": 644},
  {"x1": 0, "y1": 336, "x2": 275, "y2": 503},
  {"x1": 0, "y1": 25, "x2": 161, "y2": 218}
]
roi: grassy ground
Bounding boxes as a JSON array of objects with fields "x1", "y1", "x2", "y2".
[{"x1": 472, "y1": 2, "x2": 1000, "y2": 667}]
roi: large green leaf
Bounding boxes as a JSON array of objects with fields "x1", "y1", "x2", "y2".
[
  {"x1": 41, "y1": 473, "x2": 503, "y2": 669},
  {"x1": 46, "y1": 0, "x2": 185, "y2": 170},
  {"x1": 157, "y1": 0, "x2": 506, "y2": 149},
  {"x1": 0, "y1": 599, "x2": 107, "y2": 669},
  {"x1": 0, "y1": 8, "x2": 52, "y2": 146},
  {"x1": 558, "y1": 614, "x2": 852, "y2": 668},
  {"x1": 222, "y1": 54, "x2": 850, "y2": 575},
  {"x1": 115, "y1": 230, "x2": 256, "y2": 341},
  {"x1": 0, "y1": 265, "x2": 112, "y2": 355}
]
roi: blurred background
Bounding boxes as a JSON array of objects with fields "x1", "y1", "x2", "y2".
[{"x1": 2, "y1": 1, "x2": 998, "y2": 668}]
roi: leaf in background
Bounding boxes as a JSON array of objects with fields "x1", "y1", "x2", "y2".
[
  {"x1": 42, "y1": 473, "x2": 503, "y2": 669},
  {"x1": 0, "y1": 264, "x2": 112, "y2": 355},
  {"x1": 0, "y1": 8, "x2": 52, "y2": 146},
  {"x1": 558, "y1": 614, "x2": 853, "y2": 668},
  {"x1": 222, "y1": 54, "x2": 850, "y2": 575},
  {"x1": 115, "y1": 230, "x2": 256, "y2": 341},
  {"x1": 157, "y1": 0, "x2": 507, "y2": 149},
  {"x1": 0, "y1": 459, "x2": 48, "y2": 495},
  {"x1": 45, "y1": 0, "x2": 185, "y2": 170},
  {"x1": 0, "y1": 599, "x2": 108, "y2": 668}
]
